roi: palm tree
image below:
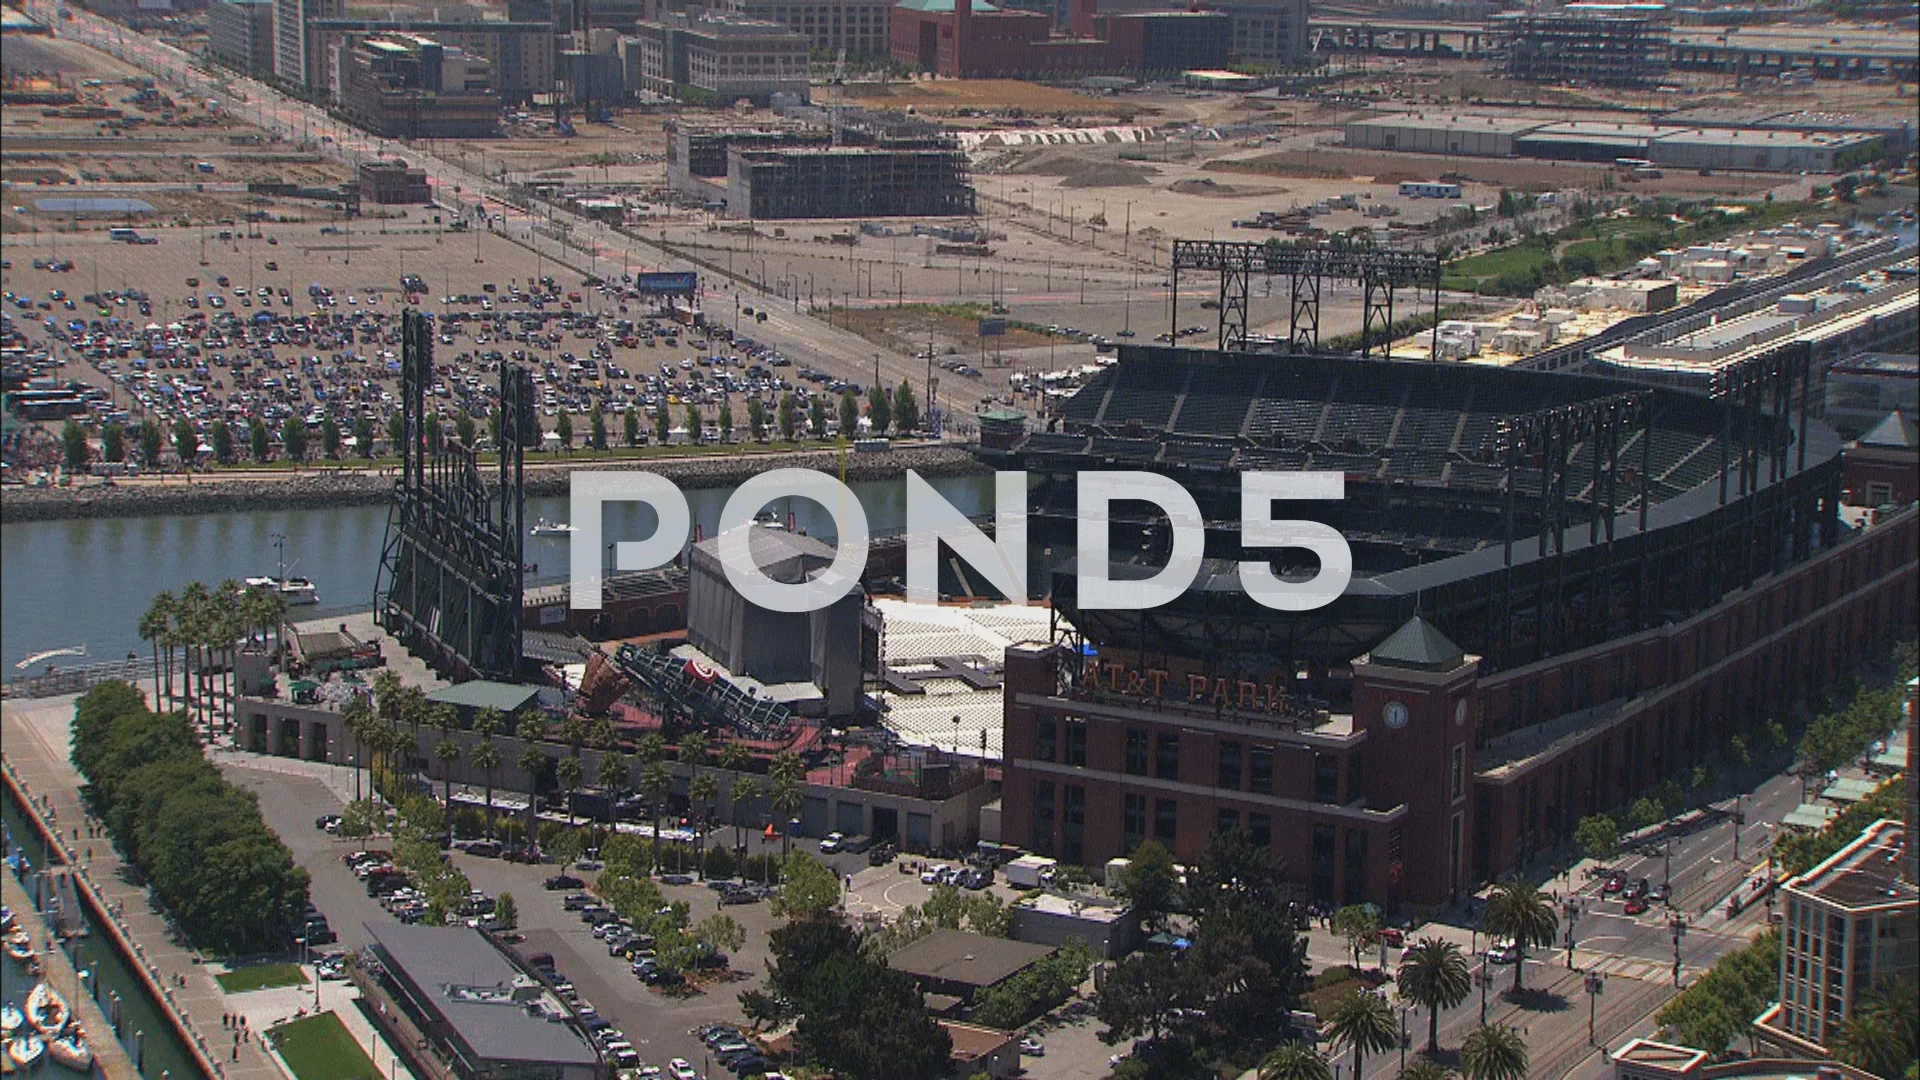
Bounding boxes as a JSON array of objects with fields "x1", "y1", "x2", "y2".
[
  {"x1": 597, "y1": 750, "x2": 631, "y2": 841},
  {"x1": 559, "y1": 714, "x2": 589, "y2": 758},
  {"x1": 1257, "y1": 1042, "x2": 1332, "y2": 1080},
  {"x1": 1832, "y1": 978, "x2": 1918, "y2": 1079},
  {"x1": 1482, "y1": 880, "x2": 1559, "y2": 993},
  {"x1": 717, "y1": 742, "x2": 748, "y2": 773},
  {"x1": 589, "y1": 716, "x2": 618, "y2": 753},
  {"x1": 768, "y1": 750, "x2": 804, "y2": 855},
  {"x1": 470, "y1": 737, "x2": 503, "y2": 838},
  {"x1": 178, "y1": 581, "x2": 211, "y2": 734},
  {"x1": 435, "y1": 736, "x2": 463, "y2": 811},
  {"x1": 557, "y1": 755, "x2": 586, "y2": 829},
  {"x1": 139, "y1": 593, "x2": 174, "y2": 709},
  {"x1": 729, "y1": 776, "x2": 763, "y2": 852},
  {"x1": 516, "y1": 715, "x2": 548, "y2": 852},
  {"x1": 679, "y1": 731, "x2": 710, "y2": 770},
  {"x1": 1459, "y1": 1024, "x2": 1528, "y2": 1080},
  {"x1": 641, "y1": 759, "x2": 673, "y2": 872},
  {"x1": 341, "y1": 694, "x2": 375, "y2": 801},
  {"x1": 1327, "y1": 990, "x2": 1398, "y2": 1080},
  {"x1": 1400, "y1": 1061, "x2": 1453, "y2": 1080},
  {"x1": 399, "y1": 685, "x2": 431, "y2": 788},
  {"x1": 688, "y1": 772, "x2": 718, "y2": 878},
  {"x1": 1399, "y1": 937, "x2": 1472, "y2": 1054},
  {"x1": 214, "y1": 579, "x2": 245, "y2": 731}
]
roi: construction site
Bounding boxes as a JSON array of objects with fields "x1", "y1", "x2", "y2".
[
  {"x1": 667, "y1": 108, "x2": 975, "y2": 219},
  {"x1": 1488, "y1": 4, "x2": 1673, "y2": 88}
]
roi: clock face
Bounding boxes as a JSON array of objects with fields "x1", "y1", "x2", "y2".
[
  {"x1": 1455, "y1": 700, "x2": 1469, "y2": 727},
  {"x1": 1383, "y1": 701, "x2": 1410, "y2": 730}
]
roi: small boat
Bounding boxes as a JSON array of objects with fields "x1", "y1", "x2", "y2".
[
  {"x1": 530, "y1": 517, "x2": 576, "y2": 537},
  {"x1": 0, "y1": 1003, "x2": 21, "y2": 1040},
  {"x1": 48, "y1": 1032, "x2": 91, "y2": 1070},
  {"x1": 4, "y1": 1034, "x2": 43, "y2": 1071},
  {"x1": 25, "y1": 983, "x2": 68, "y2": 1036},
  {"x1": 1, "y1": 905, "x2": 15, "y2": 932},
  {"x1": 2, "y1": 933, "x2": 32, "y2": 964},
  {"x1": 245, "y1": 576, "x2": 320, "y2": 605}
]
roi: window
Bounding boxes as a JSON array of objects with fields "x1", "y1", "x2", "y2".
[
  {"x1": 1125, "y1": 729, "x2": 1149, "y2": 775},
  {"x1": 1218, "y1": 741, "x2": 1242, "y2": 790},
  {"x1": 1154, "y1": 798, "x2": 1177, "y2": 841},
  {"x1": 1063, "y1": 785, "x2": 1085, "y2": 864},
  {"x1": 1347, "y1": 750, "x2": 1363, "y2": 804},
  {"x1": 1065, "y1": 719, "x2": 1087, "y2": 767},
  {"x1": 1031, "y1": 781, "x2": 1055, "y2": 856},
  {"x1": 1217, "y1": 808, "x2": 1240, "y2": 835},
  {"x1": 1249, "y1": 746, "x2": 1273, "y2": 794},
  {"x1": 1313, "y1": 752, "x2": 1339, "y2": 803},
  {"x1": 1343, "y1": 828, "x2": 1369, "y2": 906},
  {"x1": 1156, "y1": 732, "x2": 1180, "y2": 780},
  {"x1": 1451, "y1": 745, "x2": 1467, "y2": 803},
  {"x1": 1035, "y1": 717, "x2": 1057, "y2": 763},
  {"x1": 1249, "y1": 812, "x2": 1272, "y2": 848},
  {"x1": 1123, "y1": 794, "x2": 1147, "y2": 848},
  {"x1": 1311, "y1": 823, "x2": 1336, "y2": 903}
]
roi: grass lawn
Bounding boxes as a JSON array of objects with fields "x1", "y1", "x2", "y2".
[
  {"x1": 215, "y1": 963, "x2": 309, "y2": 993},
  {"x1": 267, "y1": 1012, "x2": 379, "y2": 1080},
  {"x1": 1441, "y1": 241, "x2": 1557, "y2": 292}
]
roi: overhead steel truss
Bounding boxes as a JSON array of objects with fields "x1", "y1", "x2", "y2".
[
  {"x1": 375, "y1": 311, "x2": 538, "y2": 680},
  {"x1": 1169, "y1": 239, "x2": 1443, "y2": 358}
]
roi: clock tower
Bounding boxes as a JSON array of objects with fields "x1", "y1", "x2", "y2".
[{"x1": 1352, "y1": 616, "x2": 1480, "y2": 907}]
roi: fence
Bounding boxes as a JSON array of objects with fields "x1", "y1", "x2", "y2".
[{"x1": 2, "y1": 657, "x2": 157, "y2": 700}]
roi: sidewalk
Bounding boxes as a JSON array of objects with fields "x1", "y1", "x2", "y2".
[{"x1": 3, "y1": 692, "x2": 284, "y2": 1080}]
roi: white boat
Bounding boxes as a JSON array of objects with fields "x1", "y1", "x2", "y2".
[
  {"x1": 530, "y1": 517, "x2": 576, "y2": 536},
  {"x1": 2, "y1": 933, "x2": 31, "y2": 964},
  {"x1": 25, "y1": 983, "x2": 67, "y2": 1036},
  {"x1": 0, "y1": 1003, "x2": 21, "y2": 1040},
  {"x1": 48, "y1": 1032, "x2": 91, "y2": 1070},
  {"x1": 4, "y1": 1034, "x2": 43, "y2": 1070},
  {"x1": 246, "y1": 576, "x2": 320, "y2": 605}
]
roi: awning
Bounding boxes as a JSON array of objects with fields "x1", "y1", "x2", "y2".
[
  {"x1": 1820, "y1": 777, "x2": 1881, "y2": 804},
  {"x1": 1780, "y1": 804, "x2": 1835, "y2": 831}
]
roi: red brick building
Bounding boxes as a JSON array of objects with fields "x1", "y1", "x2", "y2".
[
  {"x1": 888, "y1": 0, "x2": 1226, "y2": 78},
  {"x1": 1842, "y1": 410, "x2": 1917, "y2": 507}
]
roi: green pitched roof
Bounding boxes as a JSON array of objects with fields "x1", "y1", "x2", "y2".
[
  {"x1": 427, "y1": 680, "x2": 541, "y2": 714},
  {"x1": 1369, "y1": 616, "x2": 1466, "y2": 672}
]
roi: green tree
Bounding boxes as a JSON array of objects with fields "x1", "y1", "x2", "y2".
[
  {"x1": 839, "y1": 390, "x2": 860, "y2": 437},
  {"x1": 623, "y1": 407, "x2": 640, "y2": 447},
  {"x1": 1482, "y1": 880, "x2": 1557, "y2": 993},
  {"x1": 1831, "y1": 977, "x2": 1917, "y2": 1079},
  {"x1": 640, "y1": 757, "x2": 673, "y2": 870},
  {"x1": 1626, "y1": 797, "x2": 1664, "y2": 832},
  {"x1": 250, "y1": 418, "x2": 270, "y2": 462},
  {"x1": 281, "y1": 416, "x2": 307, "y2": 462},
  {"x1": 63, "y1": 421, "x2": 90, "y2": 472},
  {"x1": 455, "y1": 409, "x2": 477, "y2": 448},
  {"x1": 778, "y1": 393, "x2": 798, "y2": 441},
  {"x1": 655, "y1": 400, "x2": 672, "y2": 444},
  {"x1": 173, "y1": 418, "x2": 199, "y2": 466},
  {"x1": 424, "y1": 414, "x2": 441, "y2": 451},
  {"x1": 556, "y1": 754, "x2": 586, "y2": 823},
  {"x1": 139, "y1": 418, "x2": 163, "y2": 467},
  {"x1": 1575, "y1": 814, "x2": 1620, "y2": 862},
  {"x1": 1332, "y1": 904, "x2": 1380, "y2": 967},
  {"x1": 694, "y1": 912, "x2": 747, "y2": 955},
  {"x1": 589, "y1": 404, "x2": 606, "y2": 450},
  {"x1": 867, "y1": 383, "x2": 891, "y2": 433},
  {"x1": 1654, "y1": 929, "x2": 1779, "y2": 1056},
  {"x1": 469, "y1": 733, "x2": 503, "y2": 837},
  {"x1": 387, "y1": 411, "x2": 405, "y2": 452},
  {"x1": 354, "y1": 414, "x2": 375, "y2": 458},
  {"x1": 1327, "y1": 989, "x2": 1398, "y2": 1080},
  {"x1": 809, "y1": 396, "x2": 828, "y2": 437},
  {"x1": 103, "y1": 423, "x2": 126, "y2": 463},
  {"x1": 718, "y1": 400, "x2": 734, "y2": 442},
  {"x1": 771, "y1": 851, "x2": 841, "y2": 920},
  {"x1": 685, "y1": 402, "x2": 702, "y2": 441},
  {"x1": 893, "y1": 378, "x2": 919, "y2": 433},
  {"x1": 1117, "y1": 839, "x2": 1181, "y2": 933},
  {"x1": 1095, "y1": 949, "x2": 1182, "y2": 1045},
  {"x1": 321, "y1": 416, "x2": 341, "y2": 459},
  {"x1": 1400, "y1": 1060, "x2": 1454, "y2": 1080},
  {"x1": 494, "y1": 891, "x2": 518, "y2": 931},
  {"x1": 555, "y1": 410, "x2": 574, "y2": 449},
  {"x1": 206, "y1": 420, "x2": 232, "y2": 465},
  {"x1": 1258, "y1": 1043, "x2": 1332, "y2": 1080},
  {"x1": 1399, "y1": 937, "x2": 1472, "y2": 1054},
  {"x1": 747, "y1": 397, "x2": 767, "y2": 441},
  {"x1": 1459, "y1": 1023, "x2": 1528, "y2": 1080}
]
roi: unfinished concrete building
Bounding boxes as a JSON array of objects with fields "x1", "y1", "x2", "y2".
[
  {"x1": 1488, "y1": 4, "x2": 1670, "y2": 88},
  {"x1": 667, "y1": 111, "x2": 975, "y2": 219}
]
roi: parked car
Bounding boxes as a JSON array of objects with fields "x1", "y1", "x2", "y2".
[
  {"x1": 1624, "y1": 896, "x2": 1650, "y2": 916},
  {"x1": 1485, "y1": 940, "x2": 1521, "y2": 964},
  {"x1": 1019, "y1": 1037, "x2": 1045, "y2": 1056},
  {"x1": 544, "y1": 874, "x2": 585, "y2": 891},
  {"x1": 819, "y1": 832, "x2": 846, "y2": 854}
]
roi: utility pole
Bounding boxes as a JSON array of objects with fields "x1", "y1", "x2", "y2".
[
  {"x1": 1584, "y1": 970, "x2": 1604, "y2": 1045},
  {"x1": 1669, "y1": 914, "x2": 1686, "y2": 987},
  {"x1": 1564, "y1": 899, "x2": 1580, "y2": 968}
]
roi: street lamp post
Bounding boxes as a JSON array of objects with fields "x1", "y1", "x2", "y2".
[
  {"x1": 1564, "y1": 899, "x2": 1581, "y2": 968},
  {"x1": 1668, "y1": 914, "x2": 1687, "y2": 986},
  {"x1": 1584, "y1": 969, "x2": 1604, "y2": 1046}
]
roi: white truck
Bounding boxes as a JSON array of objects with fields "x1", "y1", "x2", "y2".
[{"x1": 1003, "y1": 854, "x2": 1058, "y2": 890}]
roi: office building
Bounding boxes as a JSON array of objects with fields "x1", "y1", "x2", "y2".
[
  {"x1": 336, "y1": 33, "x2": 499, "y2": 138},
  {"x1": 1752, "y1": 820, "x2": 1917, "y2": 1057},
  {"x1": 275, "y1": 0, "x2": 342, "y2": 84},
  {"x1": 209, "y1": 0, "x2": 276, "y2": 75},
  {"x1": 307, "y1": 19, "x2": 554, "y2": 103},
  {"x1": 1489, "y1": 3, "x2": 1671, "y2": 88},
  {"x1": 721, "y1": 0, "x2": 892, "y2": 57},
  {"x1": 629, "y1": 12, "x2": 810, "y2": 104}
]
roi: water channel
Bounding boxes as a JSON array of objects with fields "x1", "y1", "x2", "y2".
[
  {"x1": 3, "y1": 787, "x2": 205, "y2": 1080},
  {"x1": 1, "y1": 473, "x2": 998, "y2": 672}
]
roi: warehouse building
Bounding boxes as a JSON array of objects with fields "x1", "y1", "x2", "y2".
[
  {"x1": 209, "y1": 0, "x2": 276, "y2": 75},
  {"x1": 1343, "y1": 113, "x2": 1547, "y2": 158},
  {"x1": 1648, "y1": 128, "x2": 1884, "y2": 175},
  {"x1": 1513, "y1": 119, "x2": 1659, "y2": 162}
]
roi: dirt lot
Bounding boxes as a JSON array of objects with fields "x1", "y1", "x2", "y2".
[
  {"x1": 827, "y1": 77, "x2": 1143, "y2": 121},
  {"x1": 835, "y1": 302, "x2": 1064, "y2": 357}
]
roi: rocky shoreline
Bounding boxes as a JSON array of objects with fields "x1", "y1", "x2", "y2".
[{"x1": 0, "y1": 445, "x2": 989, "y2": 523}]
